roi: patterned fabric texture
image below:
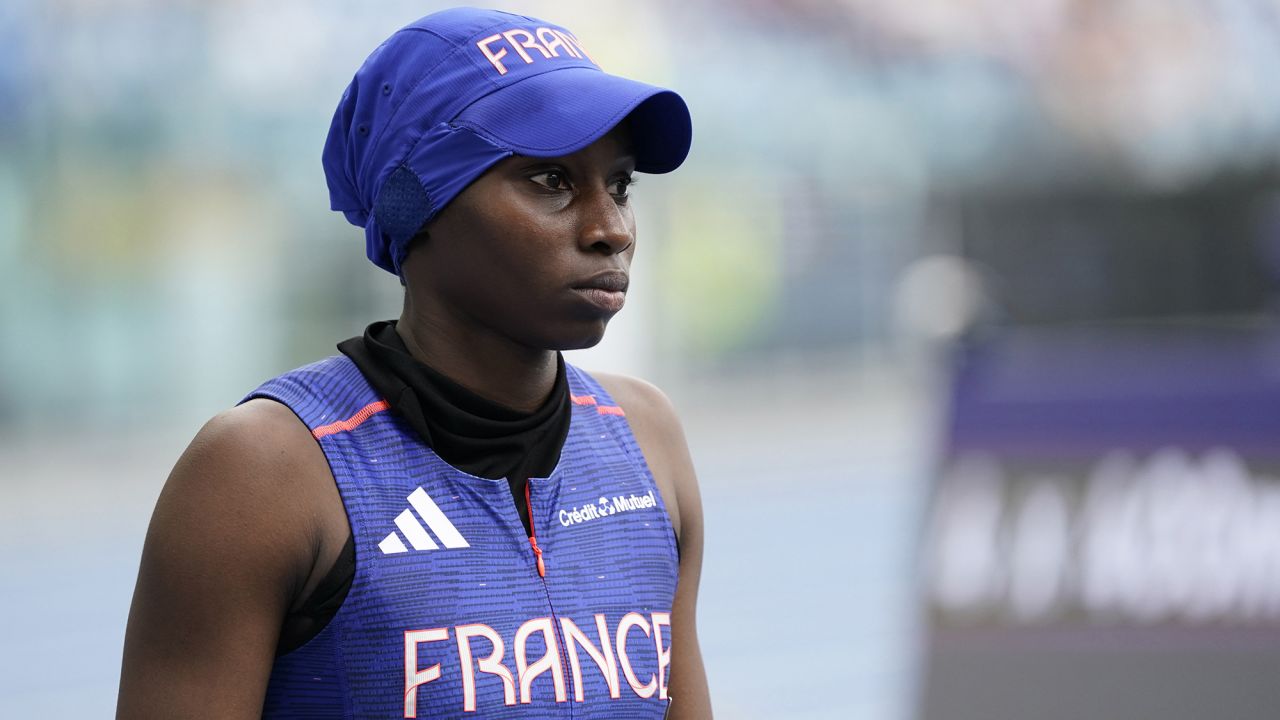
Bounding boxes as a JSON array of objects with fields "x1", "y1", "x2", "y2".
[{"x1": 246, "y1": 356, "x2": 679, "y2": 719}]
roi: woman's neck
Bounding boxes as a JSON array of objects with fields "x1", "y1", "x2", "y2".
[{"x1": 395, "y1": 310, "x2": 558, "y2": 415}]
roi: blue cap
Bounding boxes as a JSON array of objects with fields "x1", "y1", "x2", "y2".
[{"x1": 322, "y1": 8, "x2": 693, "y2": 275}]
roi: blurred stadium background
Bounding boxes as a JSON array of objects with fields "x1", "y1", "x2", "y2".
[{"x1": 5, "y1": 0, "x2": 1280, "y2": 717}]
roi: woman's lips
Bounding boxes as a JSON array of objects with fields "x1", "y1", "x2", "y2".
[
  {"x1": 573, "y1": 271, "x2": 629, "y2": 313},
  {"x1": 573, "y1": 286, "x2": 627, "y2": 313}
]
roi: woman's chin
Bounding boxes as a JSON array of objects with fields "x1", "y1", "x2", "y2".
[{"x1": 547, "y1": 321, "x2": 610, "y2": 352}]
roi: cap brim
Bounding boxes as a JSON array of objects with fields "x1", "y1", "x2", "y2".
[{"x1": 454, "y1": 67, "x2": 691, "y2": 174}]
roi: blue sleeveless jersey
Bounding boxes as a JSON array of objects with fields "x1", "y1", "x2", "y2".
[{"x1": 244, "y1": 356, "x2": 679, "y2": 718}]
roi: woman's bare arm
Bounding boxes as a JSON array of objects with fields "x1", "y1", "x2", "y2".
[{"x1": 117, "y1": 399, "x2": 345, "y2": 719}]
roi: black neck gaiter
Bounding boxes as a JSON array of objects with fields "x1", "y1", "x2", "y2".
[{"x1": 337, "y1": 319, "x2": 571, "y2": 533}]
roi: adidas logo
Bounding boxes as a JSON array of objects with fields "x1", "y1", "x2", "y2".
[{"x1": 379, "y1": 487, "x2": 470, "y2": 554}]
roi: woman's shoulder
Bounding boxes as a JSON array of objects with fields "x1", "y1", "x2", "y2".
[
  {"x1": 582, "y1": 371, "x2": 699, "y2": 540},
  {"x1": 165, "y1": 398, "x2": 335, "y2": 553},
  {"x1": 194, "y1": 397, "x2": 320, "y2": 471},
  {"x1": 583, "y1": 371, "x2": 687, "y2": 464},
  {"x1": 586, "y1": 372, "x2": 679, "y2": 423}
]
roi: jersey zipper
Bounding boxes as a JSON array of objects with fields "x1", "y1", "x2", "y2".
[
  {"x1": 525, "y1": 481, "x2": 576, "y2": 715},
  {"x1": 527, "y1": 482, "x2": 546, "y2": 578}
]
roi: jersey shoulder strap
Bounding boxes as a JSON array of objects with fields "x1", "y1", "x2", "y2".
[{"x1": 241, "y1": 355, "x2": 384, "y2": 433}]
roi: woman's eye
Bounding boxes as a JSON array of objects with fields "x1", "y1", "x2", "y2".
[
  {"x1": 530, "y1": 171, "x2": 568, "y2": 190},
  {"x1": 609, "y1": 176, "x2": 634, "y2": 199}
]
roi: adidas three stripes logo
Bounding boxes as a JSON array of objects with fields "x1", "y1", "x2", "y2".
[{"x1": 379, "y1": 487, "x2": 470, "y2": 554}]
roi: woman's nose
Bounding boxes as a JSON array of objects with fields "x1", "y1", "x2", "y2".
[{"x1": 578, "y1": 189, "x2": 634, "y2": 255}]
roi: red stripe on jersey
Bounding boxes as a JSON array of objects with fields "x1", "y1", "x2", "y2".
[{"x1": 312, "y1": 400, "x2": 391, "y2": 439}]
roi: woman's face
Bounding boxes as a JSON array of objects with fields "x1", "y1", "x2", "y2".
[{"x1": 402, "y1": 125, "x2": 638, "y2": 351}]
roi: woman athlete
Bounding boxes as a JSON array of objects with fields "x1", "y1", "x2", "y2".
[{"x1": 117, "y1": 8, "x2": 710, "y2": 719}]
